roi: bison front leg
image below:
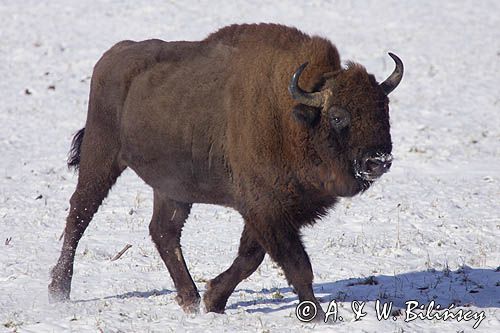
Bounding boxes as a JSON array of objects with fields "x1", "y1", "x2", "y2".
[
  {"x1": 204, "y1": 224, "x2": 266, "y2": 313},
  {"x1": 248, "y1": 218, "x2": 325, "y2": 319},
  {"x1": 149, "y1": 190, "x2": 200, "y2": 313}
]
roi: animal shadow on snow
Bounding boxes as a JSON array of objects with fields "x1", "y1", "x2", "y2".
[
  {"x1": 228, "y1": 266, "x2": 500, "y2": 313},
  {"x1": 74, "y1": 266, "x2": 498, "y2": 312}
]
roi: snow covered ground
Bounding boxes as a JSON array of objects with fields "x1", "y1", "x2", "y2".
[{"x1": 1, "y1": 0, "x2": 499, "y2": 332}]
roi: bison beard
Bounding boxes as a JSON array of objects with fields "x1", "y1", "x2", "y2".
[{"x1": 49, "y1": 23, "x2": 403, "y2": 318}]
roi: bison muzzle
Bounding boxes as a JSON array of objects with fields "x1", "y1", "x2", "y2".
[{"x1": 49, "y1": 23, "x2": 403, "y2": 317}]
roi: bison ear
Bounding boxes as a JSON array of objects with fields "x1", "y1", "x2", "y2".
[
  {"x1": 292, "y1": 104, "x2": 320, "y2": 127},
  {"x1": 321, "y1": 70, "x2": 342, "y2": 81}
]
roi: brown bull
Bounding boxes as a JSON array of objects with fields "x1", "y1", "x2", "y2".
[{"x1": 49, "y1": 23, "x2": 403, "y2": 317}]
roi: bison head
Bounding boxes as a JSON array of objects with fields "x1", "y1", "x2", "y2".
[{"x1": 289, "y1": 53, "x2": 403, "y2": 196}]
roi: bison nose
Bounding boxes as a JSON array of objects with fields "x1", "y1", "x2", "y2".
[{"x1": 361, "y1": 154, "x2": 392, "y2": 178}]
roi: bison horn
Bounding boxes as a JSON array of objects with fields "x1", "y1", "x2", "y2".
[
  {"x1": 288, "y1": 62, "x2": 324, "y2": 108},
  {"x1": 380, "y1": 52, "x2": 404, "y2": 95}
]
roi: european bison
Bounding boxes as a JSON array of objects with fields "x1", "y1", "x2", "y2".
[{"x1": 49, "y1": 23, "x2": 403, "y2": 316}]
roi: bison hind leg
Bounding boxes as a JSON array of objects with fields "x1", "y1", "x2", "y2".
[
  {"x1": 49, "y1": 127, "x2": 126, "y2": 302},
  {"x1": 149, "y1": 191, "x2": 200, "y2": 313}
]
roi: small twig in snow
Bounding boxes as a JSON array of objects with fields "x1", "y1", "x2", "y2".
[
  {"x1": 111, "y1": 244, "x2": 132, "y2": 261},
  {"x1": 395, "y1": 203, "x2": 401, "y2": 249}
]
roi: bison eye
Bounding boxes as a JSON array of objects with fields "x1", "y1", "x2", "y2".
[{"x1": 329, "y1": 107, "x2": 350, "y2": 131}]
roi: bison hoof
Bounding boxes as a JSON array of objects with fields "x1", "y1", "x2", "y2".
[
  {"x1": 203, "y1": 298, "x2": 225, "y2": 314},
  {"x1": 48, "y1": 282, "x2": 70, "y2": 303},
  {"x1": 203, "y1": 281, "x2": 227, "y2": 313},
  {"x1": 175, "y1": 293, "x2": 201, "y2": 314}
]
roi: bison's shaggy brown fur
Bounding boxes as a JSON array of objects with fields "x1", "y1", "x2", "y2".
[{"x1": 49, "y1": 23, "x2": 403, "y2": 316}]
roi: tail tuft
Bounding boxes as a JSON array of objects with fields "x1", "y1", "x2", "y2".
[{"x1": 67, "y1": 128, "x2": 85, "y2": 171}]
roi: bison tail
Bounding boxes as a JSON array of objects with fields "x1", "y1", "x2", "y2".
[{"x1": 67, "y1": 128, "x2": 85, "y2": 171}]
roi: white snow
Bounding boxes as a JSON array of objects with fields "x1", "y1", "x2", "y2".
[{"x1": 1, "y1": 0, "x2": 499, "y2": 332}]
